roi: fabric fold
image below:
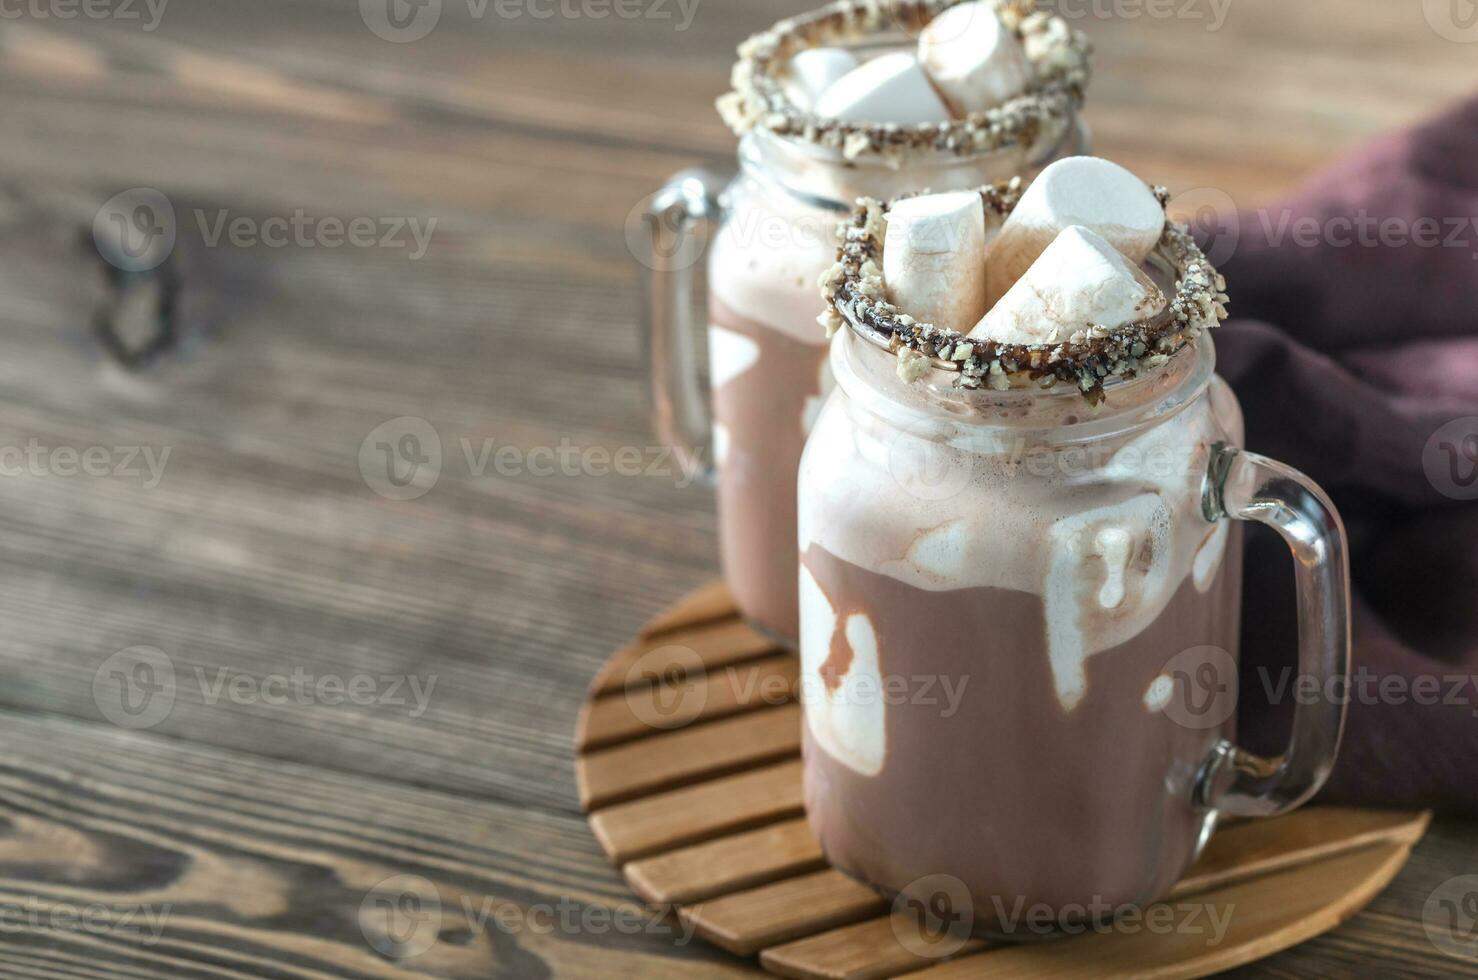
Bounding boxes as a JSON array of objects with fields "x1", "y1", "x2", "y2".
[{"x1": 1202, "y1": 94, "x2": 1478, "y2": 814}]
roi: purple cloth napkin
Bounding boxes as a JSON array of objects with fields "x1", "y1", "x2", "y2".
[{"x1": 1201, "y1": 95, "x2": 1478, "y2": 814}]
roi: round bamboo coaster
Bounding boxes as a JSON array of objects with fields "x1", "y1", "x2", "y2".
[{"x1": 576, "y1": 582, "x2": 1429, "y2": 979}]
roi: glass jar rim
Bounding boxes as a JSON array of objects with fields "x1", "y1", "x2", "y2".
[
  {"x1": 822, "y1": 187, "x2": 1229, "y2": 402},
  {"x1": 716, "y1": 0, "x2": 1092, "y2": 169},
  {"x1": 737, "y1": 114, "x2": 1084, "y2": 213},
  {"x1": 830, "y1": 325, "x2": 1219, "y2": 442}
]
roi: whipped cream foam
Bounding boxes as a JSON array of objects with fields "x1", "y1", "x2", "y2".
[
  {"x1": 708, "y1": 325, "x2": 762, "y2": 388},
  {"x1": 798, "y1": 327, "x2": 1244, "y2": 714},
  {"x1": 798, "y1": 564, "x2": 886, "y2": 777},
  {"x1": 709, "y1": 188, "x2": 837, "y2": 347}
]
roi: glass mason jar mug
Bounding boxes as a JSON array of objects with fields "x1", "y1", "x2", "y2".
[
  {"x1": 641, "y1": 2, "x2": 1092, "y2": 645},
  {"x1": 797, "y1": 308, "x2": 1353, "y2": 936}
]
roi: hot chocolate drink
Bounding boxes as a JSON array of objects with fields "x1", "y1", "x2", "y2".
[
  {"x1": 801, "y1": 328, "x2": 1245, "y2": 929},
  {"x1": 646, "y1": 0, "x2": 1094, "y2": 643},
  {"x1": 799, "y1": 174, "x2": 1351, "y2": 935},
  {"x1": 708, "y1": 301, "x2": 830, "y2": 638}
]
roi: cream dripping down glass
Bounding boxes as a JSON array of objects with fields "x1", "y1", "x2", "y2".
[
  {"x1": 641, "y1": 0, "x2": 1092, "y2": 645},
  {"x1": 800, "y1": 165, "x2": 1352, "y2": 937}
]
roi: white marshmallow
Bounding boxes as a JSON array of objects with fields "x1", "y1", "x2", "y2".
[
  {"x1": 814, "y1": 52, "x2": 952, "y2": 125},
  {"x1": 984, "y1": 156, "x2": 1166, "y2": 307},
  {"x1": 969, "y1": 226, "x2": 1166, "y2": 346},
  {"x1": 784, "y1": 48, "x2": 861, "y2": 110},
  {"x1": 883, "y1": 191, "x2": 988, "y2": 334},
  {"x1": 918, "y1": 1, "x2": 1034, "y2": 116}
]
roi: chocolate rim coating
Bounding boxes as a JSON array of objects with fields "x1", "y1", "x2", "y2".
[
  {"x1": 716, "y1": 0, "x2": 1092, "y2": 163},
  {"x1": 818, "y1": 180, "x2": 1231, "y2": 404}
]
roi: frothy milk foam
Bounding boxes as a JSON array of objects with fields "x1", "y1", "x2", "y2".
[
  {"x1": 797, "y1": 322, "x2": 1245, "y2": 924},
  {"x1": 708, "y1": 129, "x2": 1077, "y2": 641},
  {"x1": 799, "y1": 328, "x2": 1242, "y2": 775}
]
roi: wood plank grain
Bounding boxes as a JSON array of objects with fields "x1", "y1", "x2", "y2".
[
  {"x1": 0, "y1": 0, "x2": 1464, "y2": 838},
  {"x1": 0, "y1": 0, "x2": 1473, "y2": 976},
  {"x1": 625, "y1": 818, "x2": 826, "y2": 906},
  {"x1": 8, "y1": 0, "x2": 1477, "y2": 211},
  {"x1": 589, "y1": 760, "x2": 805, "y2": 865},
  {"x1": 918, "y1": 844, "x2": 1415, "y2": 979},
  {"x1": 579, "y1": 653, "x2": 799, "y2": 751},
  {"x1": 682, "y1": 871, "x2": 888, "y2": 956},
  {"x1": 579, "y1": 703, "x2": 801, "y2": 809},
  {"x1": 1171, "y1": 808, "x2": 1432, "y2": 900},
  {"x1": 641, "y1": 581, "x2": 739, "y2": 639},
  {"x1": 0, "y1": 193, "x2": 719, "y2": 817},
  {"x1": 591, "y1": 619, "x2": 782, "y2": 696},
  {"x1": 762, "y1": 916, "x2": 990, "y2": 980},
  {"x1": 0, "y1": 709, "x2": 759, "y2": 979},
  {"x1": 758, "y1": 807, "x2": 1431, "y2": 980}
]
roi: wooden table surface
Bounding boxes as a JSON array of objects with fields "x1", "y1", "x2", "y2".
[{"x1": 0, "y1": 0, "x2": 1474, "y2": 976}]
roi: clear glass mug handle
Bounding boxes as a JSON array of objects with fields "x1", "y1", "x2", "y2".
[
  {"x1": 639, "y1": 168, "x2": 728, "y2": 487},
  {"x1": 1197, "y1": 442, "x2": 1352, "y2": 817}
]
